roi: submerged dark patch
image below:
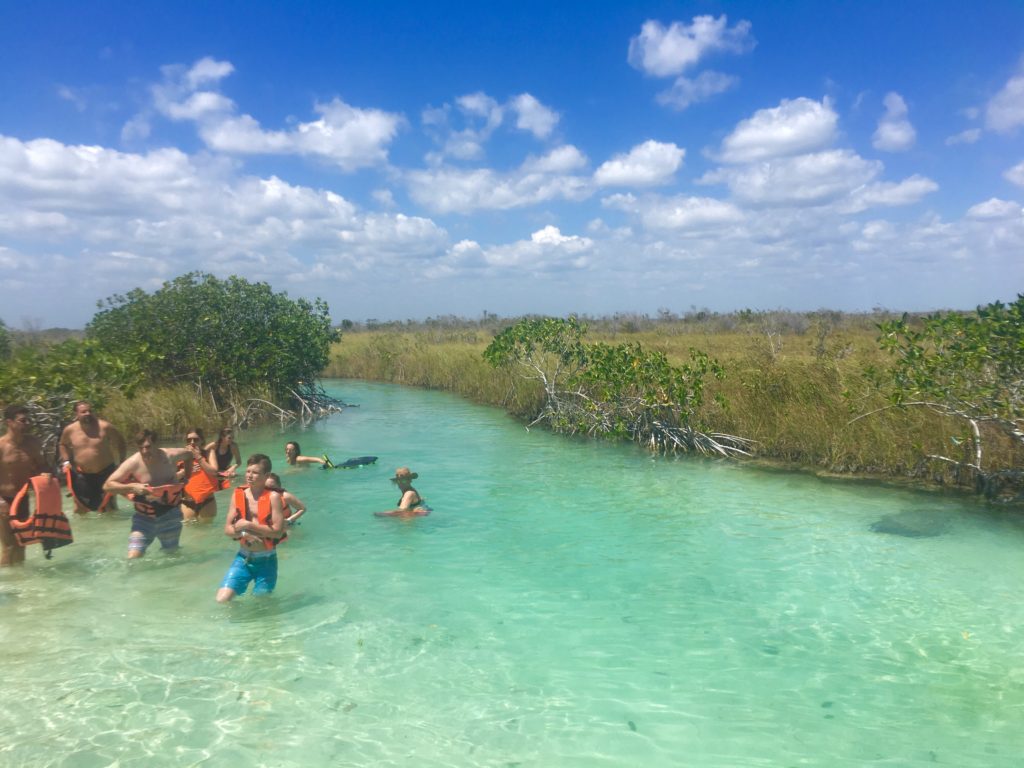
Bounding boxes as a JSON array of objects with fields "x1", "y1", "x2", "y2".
[{"x1": 870, "y1": 510, "x2": 950, "y2": 539}]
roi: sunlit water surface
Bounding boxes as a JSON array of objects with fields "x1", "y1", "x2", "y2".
[{"x1": 2, "y1": 380, "x2": 1023, "y2": 767}]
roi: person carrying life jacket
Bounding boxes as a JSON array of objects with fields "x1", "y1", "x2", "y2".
[
  {"x1": 8, "y1": 474, "x2": 73, "y2": 559},
  {"x1": 102, "y1": 429, "x2": 193, "y2": 560},
  {"x1": 215, "y1": 453, "x2": 286, "y2": 603}
]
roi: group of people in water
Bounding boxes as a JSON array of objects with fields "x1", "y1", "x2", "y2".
[{"x1": 0, "y1": 401, "x2": 429, "y2": 601}]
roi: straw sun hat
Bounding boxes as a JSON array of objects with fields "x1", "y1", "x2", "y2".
[{"x1": 391, "y1": 466, "x2": 419, "y2": 481}]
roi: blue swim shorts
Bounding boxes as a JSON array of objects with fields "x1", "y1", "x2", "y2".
[
  {"x1": 220, "y1": 551, "x2": 278, "y2": 596},
  {"x1": 129, "y1": 508, "x2": 183, "y2": 554}
]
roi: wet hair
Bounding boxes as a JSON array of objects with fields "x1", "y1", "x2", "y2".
[
  {"x1": 246, "y1": 453, "x2": 272, "y2": 473},
  {"x1": 286, "y1": 441, "x2": 301, "y2": 454},
  {"x1": 4, "y1": 404, "x2": 29, "y2": 421},
  {"x1": 218, "y1": 426, "x2": 234, "y2": 443},
  {"x1": 266, "y1": 472, "x2": 283, "y2": 490},
  {"x1": 74, "y1": 400, "x2": 92, "y2": 413},
  {"x1": 186, "y1": 426, "x2": 205, "y2": 442},
  {"x1": 135, "y1": 429, "x2": 158, "y2": 445}
]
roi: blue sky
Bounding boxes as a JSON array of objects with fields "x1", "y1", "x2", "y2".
[{"x1": 1, "y1": 1, "x2": 1023, "y2": 327}]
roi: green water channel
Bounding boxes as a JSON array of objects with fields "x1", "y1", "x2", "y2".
[{"x1": 1, "y1": 380, "x2": 1022, "y2": 767}]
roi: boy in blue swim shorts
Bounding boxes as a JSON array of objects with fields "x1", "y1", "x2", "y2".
[{"x1": 215, "y1": 453, "x2": 285, "y2": 602}]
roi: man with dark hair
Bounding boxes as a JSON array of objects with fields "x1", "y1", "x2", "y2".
[
  {"x1": 216, "y1": 452, "x2": 285, "y2": 602},
  {"x1": 104, "y1": 430, "x2": 191, "y2": 559},
  {"x1": 0, "y1": 405, "x2": 50, "y2": 566},
  {"x1": 59, "y1": 400, "x2": 126, "y2": 514}
]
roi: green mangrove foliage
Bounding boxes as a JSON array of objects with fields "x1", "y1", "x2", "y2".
[
  {"x1": 86, "y1": 272, "x2": 338, "y2": 402},
  {"x1": 0, "y1": 338, "x2": 143, "y2": 457},
  {"x1": 870, "y1": 294, "x2": 1024, "y2": 494},
  {"x1": 0, "y1": 319, "x2": 10, "y2": 361},
  {"x1": 484, "y1": 317, "x2": 753, "y2": 456},
  {"x1": 1, "y1": 273, "x2": 339, "y2": 446}
]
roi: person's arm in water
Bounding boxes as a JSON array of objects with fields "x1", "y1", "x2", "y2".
[
  {"x1": 284, "y1": 491, "x2": 306, "y2": 524},
  {"x1": 295, "y1": 455, "x2": 326, "y2": 466}
]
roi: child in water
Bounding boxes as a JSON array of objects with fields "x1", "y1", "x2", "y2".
[
  {"x1": 375, "y1": 466, "x2": 430, "y2": 517},
  {"x1": 215, "y1": 454, "x2": 285, "y2": 602},
  {"x1": 266, "y1": 472, "x2": 306, "y2": 526}
]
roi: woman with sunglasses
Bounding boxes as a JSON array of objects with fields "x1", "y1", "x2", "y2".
[{"x1": 182, "y1": 428, "x2": 221, "y2": 522}]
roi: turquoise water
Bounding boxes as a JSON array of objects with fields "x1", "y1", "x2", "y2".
[{"x1": 2, "y1": 380, "x2": 1023, "y2": 767}]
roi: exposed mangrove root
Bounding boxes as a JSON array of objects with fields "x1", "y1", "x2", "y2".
[
  {"x1": 23, "y1": 398, "x2": 68, "y2": 463},
  {"x1": 233, "y1": 381, "x2": 349, "y2": 429}
]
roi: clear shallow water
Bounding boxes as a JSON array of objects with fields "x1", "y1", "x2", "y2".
[{"x1": 2, "y1": 380, "x2": 1023, "y2": 767}]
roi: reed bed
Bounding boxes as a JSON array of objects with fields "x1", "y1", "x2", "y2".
[
  {"x1": 324, "y1": 324, "x2": 1022, "y2": 494},
  {"x1": 101, "y1": 383, "x2": 280, "y2": 442}
]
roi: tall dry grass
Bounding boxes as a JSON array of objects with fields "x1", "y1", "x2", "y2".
[
  {"x1": 325, "y1": 322, "x2": 1022, "y2": 492},
  {"x1": 101, "y1": 383, "x2": 279, "y2": 443}
]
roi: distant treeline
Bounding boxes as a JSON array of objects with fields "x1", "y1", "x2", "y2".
[{"x1": 340, "y1": 307, "x2": 935, "y2": 338}]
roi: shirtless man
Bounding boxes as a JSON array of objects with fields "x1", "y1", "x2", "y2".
[
  {"x1": 103, "y1": 430, "x2": 192, "y2": 559},
  {"x1": 59, "y1": 401, "x2": 126, "y2": 514},
  {"x1": 0, "y1": 405, "x2": 51, "y2": 566}
]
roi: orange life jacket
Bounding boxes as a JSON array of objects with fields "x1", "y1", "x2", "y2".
[
  {"x1": 130, "y1": 482, "x2": 185, "y2": 517},
  {"x1": 9, "y1": 475, "x2": 73, "y2": 558},
  {"x1": 184, "y1": 459, "x2": 219, "y2": 505},
  {"x1": 232, "y1": 486, "x2": 286, "y2": 550}
]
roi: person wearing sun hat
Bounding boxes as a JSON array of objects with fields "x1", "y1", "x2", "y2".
[{"x1": 375, "y1": 466, "x2": 431, "y2": 517}]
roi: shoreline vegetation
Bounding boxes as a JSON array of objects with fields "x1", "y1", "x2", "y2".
[
  {"x1": 324, "y1": 304, "x2": 1023, "y2": 503},
  {"x1": 0, "y1": 273, "x2": 341, "y2": 457},
  {"x1": 2, "y1": 275, "x2": 1020, "y2": 504}
]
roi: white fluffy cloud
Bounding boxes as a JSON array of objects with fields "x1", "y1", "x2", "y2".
[
  {"x1": 945, "y1": 128, "x2": 981, "y2": 146},
  {"x1": 966, "y1": 197, "x2": 1022, "y2": 220},
  {"x1": 628, "y1": 16, "x2": 753, "y2": 77},
  {"x1": 656, "y1": 70, "x2": 738, "y2": 111},
  {"x1": 406, "y1": 161, "x2": 590, "y2": 214},
  {"x1": 604, "y1": 192, "x2": 743, "y2": 230},
  {"x1": 198, "y1": 98, "x2": 403, "y2": 171},
  {"x1": 702, "y1": 149, "x2": 880, "y2": 207},
  {"x1": 872, "y1": 92, "x2": 916, "y2": 152},
  {"x1": 986, "y1": 61, "x2": 1024, "y2": 134},
  {"x1": 593, "y1": 140, "x2": 685, "y2": 187},
  {"x1": 841, "y1": 175, "x2": 939, "y2": 213},
  {"x1": 422, "y1": 91, "x2": 558, "y2": 160},
  {"x1": 0, "y1": 134, "x2": 448, "y2": 309},
  {"x1": 432, "y1": 225, "x2": 592, "y2": 276},
  {"x1": 717, "y1": 97, "x2": 838, "y2": 163},
  {"x1": 144, "y1": 57, "x2": 404, "y2": 171},
  {"x1": 521, "y1": 145, "x2": 588, "y2": 174},
  {"x1": 510, "y1": 94, "x2": 559, "y2": 139},
  {"x1": 1004, "y1": 160, "x2": 1024, "y2": 187}
]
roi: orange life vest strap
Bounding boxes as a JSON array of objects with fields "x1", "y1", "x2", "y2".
[{"x1": 232, "y1": 485, "x2": 285, "y2": 549}]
